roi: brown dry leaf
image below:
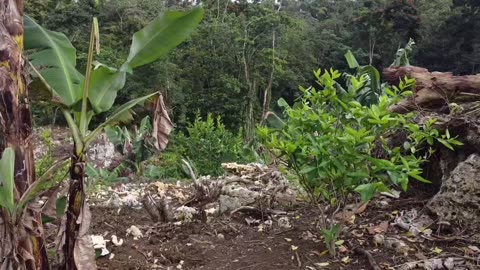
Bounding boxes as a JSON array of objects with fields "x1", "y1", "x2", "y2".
[
  {"x1": 74, "y1": 201, "x2": 97, "y2": 270},
  {"x1": 354, "y1": 202, "x2": 368, "y2": 214},
  {"x1": 54, "y1": 216, "x2": 67, "y2": 264},
  {"x1": 468, "y1": 245, "x2": 480, "y2": 253},
  {"x1": 415, "y1": 252, "x2": 428, "y2": 260},
  {"x1": 152, "y1": 94, "x2": 173, "y2": 151},
  {"x1": 74, "y1": 235, "x2": 97, "y2": 270},
  {"x1": 367, "y1": 221, "x2": 389, "y2": 235},
  {"x1": 338, "y1": 245, "x2": 348, "y2": 253},
  {"x1": 335, "y1": 210, "x2": 354, "y2": 223}
]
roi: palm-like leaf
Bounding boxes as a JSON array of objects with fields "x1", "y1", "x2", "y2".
[
  {"x1": 24, "y1": 15, "x2": 84, "y2": 107},
  {"x1": 89, "y1": 8, "x2": 203, "y2": 113},
  {"x1": 344, "y1": 50, "x2": 382, "y2": 106},
  {"x1": 122, "y1": 8, "x2": 204, "y2": 71},
  {"x1": 85, "y1": 66, "x2": 126, "y2": 113}
]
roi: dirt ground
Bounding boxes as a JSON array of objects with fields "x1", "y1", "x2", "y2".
[{"x1": 87, "y1": 192, "x2": 478, "y2": 270}]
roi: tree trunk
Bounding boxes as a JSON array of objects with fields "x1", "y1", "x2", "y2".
[
  {"x1": 0, "y1": 0, "x2": 50, "y2": 269},
  {"x1": 384, "y1": 66, "x2": 480, "y2": 113},
  {"x1": 62, "y1": 151, "x2": 96, "y2": 270}
]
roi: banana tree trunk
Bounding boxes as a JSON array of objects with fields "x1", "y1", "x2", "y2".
[
  {"x1": 62, "y1": 151, "x2": 96, "y2": 270},
  {"x1": 0, "y1": 1, "x2": 50, "y2": 269}
]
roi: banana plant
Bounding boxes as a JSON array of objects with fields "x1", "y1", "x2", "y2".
[
  {"x1": 24, "y1": 8, "x2": 203, "y2": 270},
  {"x1": 343, "y1": 50, "x2": 382, "y2": 106},
  {"x1": 105, "y1": 116, "x2": 157, "y2": 175}
]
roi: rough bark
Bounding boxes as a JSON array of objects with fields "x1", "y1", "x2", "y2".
[
  {"x1": 0, "y1": 0, "x2": 50, "y2": 269},
  {"x1": 384, "y1": 66, "x2": 480, "y2": 113}
]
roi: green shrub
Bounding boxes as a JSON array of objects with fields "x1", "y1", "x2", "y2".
[
  {"x1": 258, "y1": 68, "x2": 462, "y2": 256},
  {"x1": 85, "y1": 164, "x2": 128, "y2": 188},
  {"x1": 36, "y1": 129, "x2": 68, "y2": 185},
  {"x1": 148, "y1": 114, "x2": 251, "y2": 178},
  {"x1": 143, "y1": 151, "x2": 186, "y2": 180},
  {"x1": 175, "y1": 113, "x2": 250, "y2": 176}
]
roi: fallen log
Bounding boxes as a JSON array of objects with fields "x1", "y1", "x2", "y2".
[
  {"x1": 383, "y1": 66, "x2": 480, "y2": 113},
  {"x1": 384, "y1": 66, "x2": 480, "y2": 242}
]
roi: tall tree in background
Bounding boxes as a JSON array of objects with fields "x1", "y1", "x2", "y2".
[
  {"x1": 417, "y1": 0, "x2": 480, "y2": 74},
  {"x1": 0, "y1": 0, "x2": 50, "y2": 269},
  {"x1": 352, "y1": 0, "x2": 420, "y2": 67}
]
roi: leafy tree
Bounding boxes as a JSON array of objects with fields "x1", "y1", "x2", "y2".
[
  {"x1": 417, "y1": 0, "x2": 480, "y2": 74},
  {"x1": 259, "y1": 68, "x2": 461, "y2": 256},
  {"x1": 351, "y1": 0, "x2": 420, "y2": 68}
]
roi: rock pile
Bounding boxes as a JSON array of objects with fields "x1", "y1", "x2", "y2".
[{"x1": 141, "y1": 162, "x2": 297, "y2": 223}]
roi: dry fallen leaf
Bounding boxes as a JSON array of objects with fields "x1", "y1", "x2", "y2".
[
  {"x1": 335, "y1": 210, "x2": 354, "y2": 222},
  {"x1": 431, "y1": 247, "x2": 443, "y2": 254},
  {"x1": 126, "y1": 225, "x2": 143, "y2": 240},
  {"x1": 338, "y1": 245, "x2": 348, "y2": 253},
  {"x1": 315, "y1": 262, "x2": 330, "y2": 268},
  {"x1": 355, "y1": 202, "x2": 368, "y2": 214},
  {"x1": 335, "y1": 240, "x2": 344, "y2": 246},
  {"x1": 341, "y1": 256, "x2": 350, "y2": 264},
  {"x1": 468, "y1": 245, "x2": 480, "y2": 253},
  {"x1": 415, "y1": 252, "x2": 428, "y2": 260},
  {"x1": 284, "y1": 238, "x2": 292, "y2": 242},
  {"x1": 318, "y1": 250, "x2": 329, "y2": 257},
  {"x1": 291, "y1": 245, "x2": 298, "y2": 251},
  {"x1": 367, "y1": 221, "x2": 389, "y2": 235}
]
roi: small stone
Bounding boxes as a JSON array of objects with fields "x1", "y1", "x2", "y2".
[
  {"x1": 277, "y1": 217, "x2": 292, "y2": 229},
  {"x1": 126, "y1": 225, "x2": 143, "y2": 240}
]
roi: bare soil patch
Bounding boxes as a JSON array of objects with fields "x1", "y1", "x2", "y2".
[{"x1": 88, "y1": 192, "x2": 478, "y2": 270}]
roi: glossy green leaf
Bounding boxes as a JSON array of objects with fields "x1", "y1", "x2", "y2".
[
  {"x1": 277, "y1": 98, "x2": 290, "y2": 109},
  {"x1": 24, "y1": 15, "x2": 84, "y2": 107},
  {"x1": 86, "y1": 66, "x2": 127, "y2": 113},
  {"x1": 122, "y1": 8, "x2": 204, "y2": 71},
  {"x1": 344, "y1": 50, "x2": 359, "y2": 69},
  {"x1": 0, "y1": 148, "x2": 15, "y2": 214},
  {"x1": 408, "y1": 171, "x2": 431, "y2": 184},
  {"x1": 437, "y1": 138, "x2": 454, "y2": 151},
  {"x1": 355, "y1": 182, "x2": 390, "y2": 202}
]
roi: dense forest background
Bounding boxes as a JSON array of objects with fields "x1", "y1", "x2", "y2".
[{"x1": 27, "y1": 0, "x2": 480, "y2": 133}]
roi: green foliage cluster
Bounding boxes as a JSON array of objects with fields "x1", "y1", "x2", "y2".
[
  {"x1": 106, "y1": 116, "x2": 157, "y2": 175},
  {"x1": 258, "y1": 69, "x2": 462, "y2": 255},
  {"x1": 97, "y1": 113, "x2": 249, "y2": 182},
  {"x1": 35, "y1": 129, "x2": 69, "y2": 186},
  {"x1": 26, "y1": 0, "x2": 480, "y2": 132},
  {"x1": 147, "y1": 114, "x2": 251, "y2": 179},
  {"x1": 86, "y1": 164, "x2": 128, "y2": 187},
  {"x1": 174, "y1": 114, "x2": 249, "y2": 176}
]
